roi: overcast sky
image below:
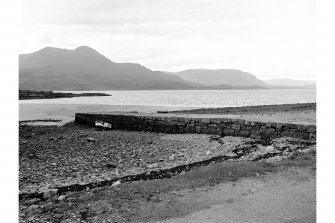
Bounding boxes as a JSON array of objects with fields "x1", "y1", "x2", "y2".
[{"x1": 20, "y1": 0, "x2": 316, "y2": 80}]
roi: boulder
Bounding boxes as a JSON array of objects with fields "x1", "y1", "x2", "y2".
[
  {"x1": 58, "y1": 195, "x2": 66, "y2": 201},
  {"x1": 112, "y1": 180, "x2": 121, "y2": 187},
  {"x1": 86, "y1": 137, "x2": 97, "y2": 142}
]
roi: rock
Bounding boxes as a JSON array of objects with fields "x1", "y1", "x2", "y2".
[
  {"x1": 50, "y1": 188, "x2": 58, "y2": 196},
  {"x1": 95, "y1": 121, "x2": 112, "y2": 129},
  {"x1": 147, "y1": 163, "x2": 158, "y2": 169},
  {"x1": 225, "y1": 152, "x2": 238, "y2": 158},
  {"x1": 86, "y1": 137, "x2": 97, "y2": 142},
  {"x1": 265, "y1": 146, "x2": 276, "y2": 153},
  {"x1": 232, "y1": 124, "x2": 241, "y2": 130},
  {"x1": 106, "y1": 163, "x2": 117, "y2": 168},
  {"x1": 43, "y1": 190, "x2": 50, "y2": 199},
  {"x1": 112, "y1": 180, "x2": 121, "y2": 187},
  {"x1": 28, "y1": 204, "x2": 39, "y2": 211},
  {"x1": 306, "y1": 125, "x2": 316, "y2": 133},
  {"x1": 206, "y1": 150, "x2": 211, "y2": 155},
  {"x1": 25, "y1": 198, "x2": 40, "y2": 205},
  {"x1": 41, "y1": 202, "x2": 53, "y2": 209},
  {"x1": 58, "y1": 195, "x2": 66, "y2": 201}
]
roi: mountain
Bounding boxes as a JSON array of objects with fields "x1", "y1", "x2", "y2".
[
  {"x1": 263, "y1": 78, "x2": 316, "y2": 88},
  {"x1": 170, "y1": 69, "x2": 267, "y2": 87},
  {"x1": 19, "y1": 46, "x2": 196, "y2": 90},
  {"x1": 19, "y1": 46, "x2": 268, "y2": 90}
]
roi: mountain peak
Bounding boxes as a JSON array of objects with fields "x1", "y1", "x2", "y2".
[
  {"x1": 35, "y1": 46, "x2": 68, "y2": 54},
  {"x1": 34, "y1": 46, "x2": 97, "y2": 54},
  {"x1": 75, "y1": 45, "x2": 96, "y2": 52}
]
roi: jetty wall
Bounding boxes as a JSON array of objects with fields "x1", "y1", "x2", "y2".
[{"x1": 75, "y1": 113, "x2": 316, "y2": 140}]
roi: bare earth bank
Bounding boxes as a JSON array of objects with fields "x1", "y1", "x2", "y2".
[{"x1": 20, "y1": 151, "x2": 316, "y2": 223}]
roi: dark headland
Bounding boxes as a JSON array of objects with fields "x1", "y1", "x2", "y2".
[{"x1": 19, "y1": 89, "x2": 111, "y2": 100}]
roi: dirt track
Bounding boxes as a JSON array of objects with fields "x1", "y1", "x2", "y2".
[{"x1": 158, "y1": 166, "x2": 315, "y2": 223}]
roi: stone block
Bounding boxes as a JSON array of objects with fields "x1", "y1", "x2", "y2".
[
  {"x1": 223, "y1": 129, "x2": 235, "y2": 136},
  {"x1": 177, "y1": 128, "x2": 185, "y2": 134},
  {"x1": 193, "y1": 118, "x2": 201, "y2": 123},
  {"x1": 309, "y1": 133, "x2": 316, "y2": 139},
  {"x1": 295, "y1": 124, "x2": 306, "y2": 131},
  {"x1": 183, "y1": 117, "x2": 191, "y2": 122},
  {"x1": 257, "y1": 121, "x2": 266, "y2": 126},
  {"x1": 218, "y1": 123, "x2": 226, "y2": 128},
  {"x1": 281, "y1": 131, "x2": 309, "y2": 139},
  {"x1": 283, "y1": 123, "x2": 298, "y2": 130},
  {"x1": 201, "y1": 128, "x2": 210, "y2": 134},
  {"x1": 215, "y1": 129, "x2": 223, "y2": 136},
  {"x1": 306, "y1": 125, "x2": 316, "y2": 133},
  {"x1": 170, "y1": 117, "x2": 179, "y2": 121},
  {"x1": 250, "y1": 130, "x2": 262, "y2": 139},
  {"x1": 222, "y1": 118, "x2": 233, "y2": 124},
  {"x1": 236, "y1": 130, "x2": 250, "y2": 137},
  {"x1": 201, "y1": 118, "x2": 211, "y2": 124},
  {"x1": 275, "y1": 123, "x2": 283, "y2": 129},
  {"x1": 210, "y1": 118, "x2": 221, "y2": 124},
  {"x1": 263, "y1": 129, "x2": 278, "y2": 139},
  {"x1": 232, "y1": 124, "x2": 241, "y2": 130}
]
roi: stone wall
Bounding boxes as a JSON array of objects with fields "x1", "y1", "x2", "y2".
[{"x1": 75, "y1": 113, "x2": 316, "y2": 140}]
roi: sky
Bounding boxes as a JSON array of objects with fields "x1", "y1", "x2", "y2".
[{"x1": 19, "y1": 0, "x2": 316, "y2": 80}]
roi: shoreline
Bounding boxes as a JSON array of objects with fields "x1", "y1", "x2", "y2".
[
  {"x1": 19, "y1": 102, "x2": 316, "y2": 125},
  {"x1": 168, "y1": 103, "x2": 316, "y2": 114}
]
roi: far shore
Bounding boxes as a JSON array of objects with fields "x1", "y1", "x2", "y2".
[
  {"x1": 19, "y1": 89, "x2": 111, "y2": 100},
  {"x1": 19, "y1": 102, "x2": 316, "y2": 126}
]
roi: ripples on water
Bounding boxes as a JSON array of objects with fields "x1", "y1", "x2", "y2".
[{"x1": 20, "y1": 89, "x2": 316, "y2": 108}]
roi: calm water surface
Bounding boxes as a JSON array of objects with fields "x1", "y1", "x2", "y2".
[{"x1": 20, "y1": 89, "x2": 316, "y2": 108}]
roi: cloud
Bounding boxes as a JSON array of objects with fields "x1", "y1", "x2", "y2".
[
  {"x1": 19, "y1": 0, "x2": 316, "y2": 80},
  {"x1": 39, "y1": 36, "x2": 53, "y2": 45}
]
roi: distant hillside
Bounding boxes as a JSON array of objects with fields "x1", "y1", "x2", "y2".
[
  {"x1": 170, "y1": 69, "x2": 267, "y2": 87},
  {"x1": 19, "y1": 46, "x2": 196, "y2": 90},
  {"x1": 263, "y1": 79, "x2": 316, "y2": 88},
  {"x1": 19, "y1": 46, "x2": 269, "y2": 91}
]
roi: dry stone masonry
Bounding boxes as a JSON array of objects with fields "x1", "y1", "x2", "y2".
[{"x1": 75, "y1": 113, "x2": 316, "y2": 140}]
